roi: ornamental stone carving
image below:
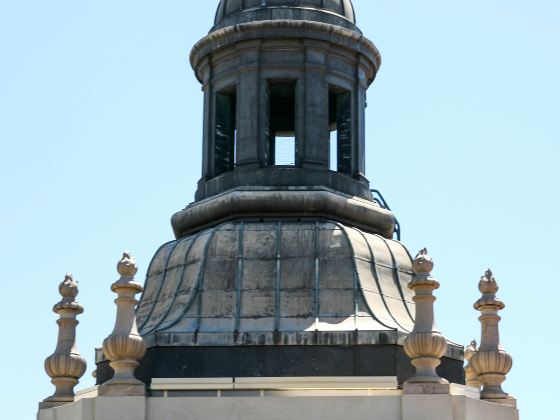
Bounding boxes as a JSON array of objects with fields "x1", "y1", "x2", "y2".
[
  {"x1": 471, "y1": 270, "x2": 515, "y2": 405},
  {"x1": 464, "y1": 340, "x2": 481, "y2": 389},
  {"x1": 403, "y1": 249, "x2": 449, "y2": 392},
  {"x1": 41, "y1": 274, "x2": 87, "y2": 409},
  {"x1": 99, "y1": 252, "x2": 146, "y2": 396}
]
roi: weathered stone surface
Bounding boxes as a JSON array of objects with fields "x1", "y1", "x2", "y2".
[
  {"x1": 403, "y1": 249, "x2": 449, "y2": 388},
  {"x1": 100, "y1": 253, "x2": 146, "y2": 397},
  {"x1": 41, "y1": 274, "x2": 87, "y2": 409},
  {"x1": 213, "y1": 0, "x2": 357, "y2": 32},
  {"x1": 38, "y1": 393, "x2": 520, "y2": 420},
  {"x1": 471, "y1": 270, "x2": 514, "y2": 404},
  {"x1": 190, "y1": 16, "x2": 380, "y2": 200},
  {"x1": 172, "y1": 188, "x2": 395, "y2": 238},
  {"x1": 137, "y1": 221, "x2": 415, "y2": 343}
]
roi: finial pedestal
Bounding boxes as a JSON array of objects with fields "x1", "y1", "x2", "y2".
[
  {"x1": 403, "y1": 249, "x2": 449, "y2": 394},
  {"x1": 99, "y1": 252, "x2": 146, "y2": 397},
  {"x1": 471, "y1": 270, "x2": 515, "y2": 406},
  {"x1": 40, "y1": 275, "x2": 87, "y2": 409}
]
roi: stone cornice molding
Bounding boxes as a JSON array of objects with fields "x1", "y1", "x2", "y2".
[{"x1": 190, "y1": 20, "x2": 381, "y2": 85}]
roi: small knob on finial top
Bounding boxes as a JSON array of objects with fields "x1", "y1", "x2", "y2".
[
  {"x1": 412, "y1": 248, "x2": 434, "y2": 275},
  {"x1": 479, "y1": 269, "x2": 499, "y2": 294},
  {"x1": 117, "y1": 252, "x2": 138, "y2": 277},
  {"x1": 59, "y1": 274, "x2": 79, "y2": 299}
]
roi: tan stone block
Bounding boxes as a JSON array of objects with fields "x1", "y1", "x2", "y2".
[{"x1": 403, "y1": 383, "x2": 451, "y2": 395}]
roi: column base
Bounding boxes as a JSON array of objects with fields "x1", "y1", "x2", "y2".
[{"x1": 98, "y1": 382, "x2": 146, "y2": 397}]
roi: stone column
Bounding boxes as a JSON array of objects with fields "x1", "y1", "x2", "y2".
[
  {"x1": 235, "y1": 40, "x2": 262, "y2": 168},
  {"x1": 100, "y1": 252, "x2": 146, "y2": 396},
  {"x1": 471, "y1": 270, "x2": 515, "y2": 406},
  {"x1": 351, "y1": 57, "x2": 369, "y2": 182},
  {"x1": 403, "y1": 248, "x2": 449, "y2": 394},
  {"x1": 301, "y1": 40, "x2": 329, "y2": 170},
  {"x1": 464, "y1": 340, "x2": 481, "y2": 389},
  {"x1": 41, "y1": 274, "x2": 87, "y2": 409}
]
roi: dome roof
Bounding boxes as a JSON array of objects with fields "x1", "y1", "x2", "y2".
[
  {"x1": 212, "y1": 0, "x2": 358, "y2": 32},
  {"x1": 136, "y1": 220, "x2": 415, "y2": 348}
]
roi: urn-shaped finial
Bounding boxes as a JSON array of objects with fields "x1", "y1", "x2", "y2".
[
  {"x1": 40, "y1": 274, "x2": 87, "y2": 409},
  {"x1": 479, "y1": 269, "x2": 499, "y2": 294},
  {"x1": 464, "y1": 340, "x2": 481, "y2": 389},
  {"x1": 100, "y1": 252, "x2": 146, "y2": 397},
  {"x1": 117, "y1": 251, "x2": 138, "y2": 277},
  {"x1": 403, "y1": 249, "x2": 449, "y2": 393},
  {"x1": 471, "y1": 269, "x2": 515, "y2": 406},
  {"x1": 411, "y1": 248, "x2": 434, "y2": 275},
  {"x1": 59, "y1": 274, "x2": 79, "y2": 299}
]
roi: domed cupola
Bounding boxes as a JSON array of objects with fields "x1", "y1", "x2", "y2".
[
  {"x1": 94, "y1": 0, "x2": 465, "y2": 389},
  {"x1": 213, "y1": 0, "x2": 358, "y2": 32}
]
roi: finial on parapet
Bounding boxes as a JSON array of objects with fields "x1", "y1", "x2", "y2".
[
  {"x1": 99, "y1": 252, "x2": 146, "y2": 397},
  {"x1": 403, "y1": 249, "x2": 449, "y2": 394},
  {"x1": 471, "y1": 269, "x2": 515, "y2": 406},
  {"x1": 464, "y1": 340, "x2": 481, "y2": 389},
  {"x1": 40, "y1": 274, "x2": 87, "y2": 409},
  {"x1": 117, "y1": 251, "x2": 138, "y2": 277},
  {"x1": 411, "y1": 248, "x2": 434, "y2": 275}
]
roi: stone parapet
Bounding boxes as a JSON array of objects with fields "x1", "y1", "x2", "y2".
[{"x1": 38, "y1": 390, "x2": 519, "y2": 420}]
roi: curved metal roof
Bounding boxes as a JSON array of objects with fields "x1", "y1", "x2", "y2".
[
  {"x1": 136, "y1": 220, "x2": 415, "y2": 347},
  {"x1": 212, "y1": 0, "x2": 358, "y2": 32}
]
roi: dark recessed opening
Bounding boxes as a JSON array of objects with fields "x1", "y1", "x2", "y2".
[
  {"x1": 268, "y1": 81, "x2": 296, "y2": 166},
  {"x1": 214, "y1": 86, "x2": 237, "y2": 176},
  {"x1": 329, "y1": 87, "x2": 352, "y2": 175}
]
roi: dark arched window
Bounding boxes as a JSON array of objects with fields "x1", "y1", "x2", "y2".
[
  {"x1": 214, "y1": 86, "x2": 237, "y2": 175},
  {"x1": 329, "y1": 86, "x2": 352, "y2": 175},
  {"x1": 267, "y1": 80, "x2": 297, "y2": 166}
]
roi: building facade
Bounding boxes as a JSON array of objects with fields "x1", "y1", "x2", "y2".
[{"x1": 38, "y1": 1, "x2": 519, "y2": 419}]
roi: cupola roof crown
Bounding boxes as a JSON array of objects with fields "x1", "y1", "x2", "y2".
[{"x1": 213, "y1": 0, "x2": 357, "y2": 32}]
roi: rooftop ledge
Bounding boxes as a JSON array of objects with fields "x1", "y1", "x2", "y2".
[
  {"x1": 73, "y1": 377, "x2": 482, "y2": 398},
  {"x1": 40, "y1": 380, "x2": 521, "y2": 420}
]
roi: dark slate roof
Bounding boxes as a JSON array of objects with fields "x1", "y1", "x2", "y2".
[
  {"x1": 212, "y1": 0, "x2": 358, "y2": 32},
  {"x1": 136, "y1": 220, "x2": 415, "y2": 347}
]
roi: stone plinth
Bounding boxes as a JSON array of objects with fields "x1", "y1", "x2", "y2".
[{"x1": 38, "y1": 388, "x2": 519, "y2": 420}]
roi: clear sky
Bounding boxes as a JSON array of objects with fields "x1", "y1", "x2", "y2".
[{"x1": 0, "y1": 1, "x2": 558, "y2": 418}]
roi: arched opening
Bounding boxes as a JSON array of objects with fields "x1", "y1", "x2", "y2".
[
  {"x1": 267, "y1": 81, "x2": 297, "y2": 166},
  {"x1": 214, "y1": 86, "x2": 237, "y2": 176},
  {"x1": 329, "y1": 86, "x2": 352, "y2": 175}
]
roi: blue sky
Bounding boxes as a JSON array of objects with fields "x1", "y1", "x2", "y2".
[{"x1": 1, "y1": 1, "x2": 558, "y2": 418}]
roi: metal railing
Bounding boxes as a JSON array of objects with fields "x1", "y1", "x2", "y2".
[{"x1": 371, "y1": 189, "x2": 401, "y2": 241}]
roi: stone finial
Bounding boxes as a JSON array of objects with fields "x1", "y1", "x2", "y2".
[
  {"x1": 411, "y1": 248, "x2": 434, "y2": 274},
  {"x1": 41, "y1": 274, "x2": 87, "y2": 409},
  {"x1": 464, "y1": 340, "x2": 481, "y2": 389},
  {"x1": 117, "y1": 251, "x2": 138, "y2": 277},
  {"x1": 471, "y1": 270, "x2": 515, "y2": 405},
  {"x1": 403, "y1": 249, "x2": 449, "y2": 393},
  {"x1": 100, "y1": 252, "x2": 146, "y2": 396}
]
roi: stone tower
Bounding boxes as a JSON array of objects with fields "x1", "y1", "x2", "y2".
[
  {"x1": 38, "y1": 2, "x2": 519, "y2": 419},
  {"x1": 94, "y1": 0, "x2": 463, "y2": 385}
]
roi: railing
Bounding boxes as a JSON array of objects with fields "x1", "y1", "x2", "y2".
[{"x1": 371, "y1": 189, "x2": 401, "y2": 241}]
